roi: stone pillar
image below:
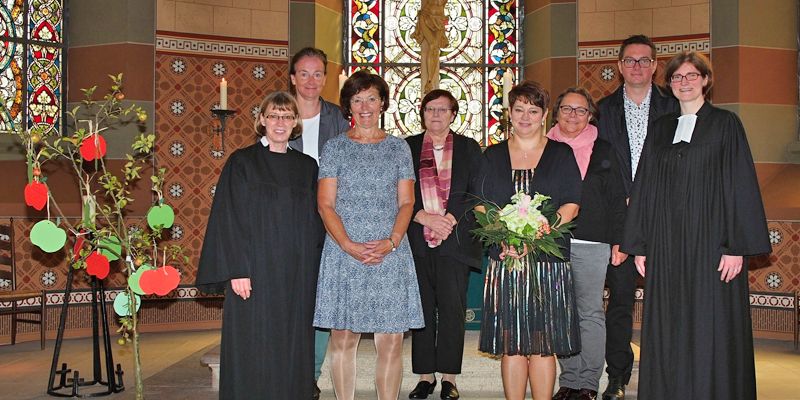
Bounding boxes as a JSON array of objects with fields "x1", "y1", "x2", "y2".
[
  {"x1": 290, "y1": 0, "x2": 346, "y2": 102},
  {"x1": 523, "y1": 0, "x2": 578, "y2": 107}
]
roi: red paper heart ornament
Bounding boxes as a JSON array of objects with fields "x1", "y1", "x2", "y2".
[
  {"x1": 79, "y1": 134, "x2": 107, "y2": 161},
  {"x1": 24, "y1": 181, "x2": 48, "y2": 210},
  {"x1": 85, "y1": 251, "x2": 110, "y2": 279},
  {"x1": 138, "y1": 269, "x2": 159, "y2": 295},
  {"x1": 153, "y1": 265, "x2": 181, "y2": 296}
]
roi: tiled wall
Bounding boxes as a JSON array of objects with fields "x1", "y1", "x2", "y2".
[
  {"x1": 157, "y1": 0, "x2": 289, "y2": 40},
  {"x1": 578, "y1": 0, "x2": 709, "y2": 42}
]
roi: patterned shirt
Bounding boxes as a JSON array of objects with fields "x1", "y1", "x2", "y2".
[{"x1": 623, "y1": 85, "x2": 652, "y2": 180}]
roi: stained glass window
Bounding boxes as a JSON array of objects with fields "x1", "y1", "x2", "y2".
[
  {"x1": 1, "y1": 0, "x2": 65, "y2": 137},
  {"x1": 346, "y1": 0, "x2": 521, "y2": 145}
]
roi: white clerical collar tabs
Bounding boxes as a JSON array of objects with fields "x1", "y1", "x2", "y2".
[
  {"x1": 260, "y1": 136, "x2": 269, "y2": 147},
  {"x1": 673, "y1": 114, "x2": 698, "y2": 144}
]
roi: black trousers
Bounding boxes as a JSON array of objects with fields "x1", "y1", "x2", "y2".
[
  {"x1": 604, "y1": 256, "x2": 637, "y2": 384},
  {"x1": 411, "y1": 252, "x2": 471, "y2": 375}
]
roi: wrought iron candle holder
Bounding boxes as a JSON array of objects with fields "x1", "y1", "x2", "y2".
[{"x1": 211, "y1": 109, "x2": 237, "y2": 153}]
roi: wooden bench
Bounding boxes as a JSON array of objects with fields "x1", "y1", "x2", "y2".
[{"x1": 200, "y1": 345, "x2": 220, "y2": 390}]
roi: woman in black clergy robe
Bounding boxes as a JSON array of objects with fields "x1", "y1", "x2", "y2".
[
  {"x1": 622, "y1": 51, "x2": 770, "y2": 400},
  {"x1": 196, "y1": 91, "x2": 324, "y2": 399}
]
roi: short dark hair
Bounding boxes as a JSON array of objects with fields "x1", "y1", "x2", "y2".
[
  {"x1": 508, "y1": 80, "x2": 550, "y2": 112},
  {"x1": 553, "y1": 87, "x2": 599, "y2": 124},
  {"x1": 419, "y1": 89, "x2": 458, "y2": 130},
  {"x1": 254, "y1": 91, "x2": 303, "y2": 140},
  {"x1": 339, "y1": 70, "x2": 390, "y2": 120},
  {"x1": 618, "y1": 34, "x2": 657, "y2": 61},
  {"x1": 290, "y1": 47, "x2": 328, "y2": 75},
  {"x1": 664, "y1": 51, "x2": 714, "y2": 97}
]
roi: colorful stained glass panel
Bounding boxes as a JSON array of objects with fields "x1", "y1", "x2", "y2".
[
  {"x1": 0, "y1": 39, "x2": 22, "y2": 132},
  {"x1": 0, "y1": 0, "x2": 24, "y2": 40},
  {"x1": 28, "y1": 0, "x2": 62, "y2": 43},
  {"x1": 27, "y1": 43, "x2": 60, "y2": 135}
]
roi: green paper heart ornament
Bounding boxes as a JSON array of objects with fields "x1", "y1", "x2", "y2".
[
  {"x1": 113, "y1": 292, "x2": 141, "y2": 317},
  {"x1": 30, "y1": 220, "x2": 67, "y2": 253},
  {"x1": 99, "y1": 236, "x2": 122, "y2": 261},
  {"x1": 128, "y1": 264, "x2": 155, "y2": 295},
  {"x1": 147, "y1": 204, "x2": 175, "y2": 230}
]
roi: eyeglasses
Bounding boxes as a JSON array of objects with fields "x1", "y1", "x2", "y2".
[
  {"x1": 265, "y1": 114, "x2": 296, "y2": 121},
  {"x1": 424, "y1": 107, "x2": 451, "y2": 114},
  {"x1": 350, "y1": 96, "x2": 381, "y2": 106},
  {"x1": 559, "y1": 105, "x2": 590, "y2": 117},
  {"x1": 669, "y1": 72, "x2": 702, "y2": 83},
  {"x1": 620, "y1": 57, "x2": 654, "y2": 68}
]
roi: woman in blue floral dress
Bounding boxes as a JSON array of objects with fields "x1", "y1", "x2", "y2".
[{"x1": 313, "y1": 71, "x2": 424, "y2": 400}]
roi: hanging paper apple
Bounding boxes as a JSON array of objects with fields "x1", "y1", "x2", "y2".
[
  {"x1": 138, "y1": 268, "x2": 160, "y2": 295},
  {"x1": 30, "y1": 220, "x2": 67, "y2": 253},
  {"x1": 85, "y1": 251, "x2": 111, "y2": 279},
  {"x1": 152, "y1": 265, "x2": 181, "y2": 296},
  {"x1": 113, "y1": 292, "x2": 141, "y2": 317},
  {"x1": 24, "y1": 181, "x2": 48, "y2": 210},
  {"x1": 128, "y1": 264, "x2": 155, "y2": 295},
  {"x1": 79, "y1": 134, "x2": 107, "y2": 161},
  {"x1": 146, "y1": 204, "x2": 175, "y2": 230},
  {"x1": 99, "y1": 236, "x2": 122, "y2": 261}
]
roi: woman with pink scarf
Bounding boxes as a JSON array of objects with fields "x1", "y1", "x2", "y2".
[
  {"x1": 405, "y1": 89, "x2": 485, "y2": 400},
  {"x1": 548, "y1": 87, "x2": 627, "y2": 400}
]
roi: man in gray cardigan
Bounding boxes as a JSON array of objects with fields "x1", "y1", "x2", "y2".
[{"x1": 288, "y1": 47, "x2": 350, "y2": 400}]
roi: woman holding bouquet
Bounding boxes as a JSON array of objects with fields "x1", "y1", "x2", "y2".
[
  {"x1": 405, "y1": 89, "x2": 485, "y2": 400},
  {"x1": 546, "y1": 87, "x2": 628, "y2": 400},
  {"x1": 480, "y1": 80, "x2": 582, "y2": 400}
]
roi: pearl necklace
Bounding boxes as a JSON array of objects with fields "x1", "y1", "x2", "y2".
[{"x1": 432, "y1": 144, "x2": 445, "y2": 151}]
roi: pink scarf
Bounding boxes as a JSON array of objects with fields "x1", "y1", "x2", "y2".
[
  {"x1": 546, "y1": 124, "x2": 598, "y2": 179},
  {"x1": 419, "y1": 132, "x2": 453, "y2": 247}
]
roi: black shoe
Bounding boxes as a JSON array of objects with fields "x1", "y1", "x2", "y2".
[
  {"x1": 553, "y1": 386, "x2": 578, "y2": 400},
  {"x1": 601, "y1": 377, "x2": 625, "y2": 400},
  {"x1": 575, "y1": 388, "x2": 598, "y2": 400},
  {"x1": 440, "y1": 380, "x2": 459, "y2": 400},
  {"x1": 312, "y1": 380, "x2": 321, "y2": 400},
  {"x1": 409, "y1": 380, "x2": 436, "y2": 399}
]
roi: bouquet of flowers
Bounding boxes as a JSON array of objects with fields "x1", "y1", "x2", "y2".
[{"x1": 472, "y1": 190, "x2": 573, "y2": 271}]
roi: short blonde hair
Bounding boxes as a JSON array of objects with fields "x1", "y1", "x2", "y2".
[{"x1": 254, "y1": 91, "x2": 303, "y2": 140}]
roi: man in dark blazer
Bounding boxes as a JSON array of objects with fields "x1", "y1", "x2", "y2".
[
  {"x1": 287, "y1": 47, "x2": 350, "y2": 400},
  {"x1": 596, "y1": 35, "x2": 678, "y2": 400}
]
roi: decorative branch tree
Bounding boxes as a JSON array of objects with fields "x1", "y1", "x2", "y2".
[{"x1": 2, "y1": 74, "x2": 184, "y2": 400}]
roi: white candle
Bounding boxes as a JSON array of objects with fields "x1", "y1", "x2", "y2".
[
  {"x1": 502, "y1": 69, "x2": 513, "y2": 108},
  {"x1": 339, "y1": 70, "x2": 347, "y2": 91},
  {"x1": 220, "y1": 78, "x2": 228, "y2": 110}
]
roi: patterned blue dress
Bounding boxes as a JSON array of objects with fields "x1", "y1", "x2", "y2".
[{"x1": 313, "y1": 134, "x2": 425, "y2": 333}]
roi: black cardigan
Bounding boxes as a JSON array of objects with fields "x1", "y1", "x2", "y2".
[
  {"x1": 406, "y1": 132, "x2": 486, "y2": 269},
  {"x1": 572, "y1": 138, "x2": 627, "y2": 245}
]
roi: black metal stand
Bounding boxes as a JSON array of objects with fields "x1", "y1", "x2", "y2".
[
  {"x1": 211, "y1": 109, "x2": 237, "y2": 153},
  {"x1": 47, "y1": 268, "x2": 124, "y2": 397}
]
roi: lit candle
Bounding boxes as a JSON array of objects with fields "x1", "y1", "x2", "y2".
[
  {"x1": 502, "y1": 69, "x2": 513, "y2": 108},
  {"x1": 220, "y1": 78, "x2": 228, "y2": 110},
  {"x1": 339, "y1": 70, "x2": 348, "y2": 91}
]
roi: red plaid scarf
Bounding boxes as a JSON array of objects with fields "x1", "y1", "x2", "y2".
[{"x1": 419, "y1": 132, "x2": 453, "y2": 247}]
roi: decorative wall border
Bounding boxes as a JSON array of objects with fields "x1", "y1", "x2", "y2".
[
  {"x1": 750, "y1": 292, "x2": 796, "y2": 310},
  {"x1": 156, "y1": 30, "x2": 288, "y2": 61},
  {"x1": 0, "y1": 286, "x2": 218, "y2": 309},
  {"x1": 579, "y1": 35, "x2": 710, "y2": 63}
]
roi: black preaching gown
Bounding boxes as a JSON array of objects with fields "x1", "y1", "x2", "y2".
[
  {"x1": 196, "y1": 143, "x2": 324, "y2": 400},
  {"x1": 622, "y1": 102, "x2": 771, "y2": 400}
]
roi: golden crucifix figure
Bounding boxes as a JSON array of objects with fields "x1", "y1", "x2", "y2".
[{"x1": 412, "y1": 0, "x2": 449, "y2": 93}]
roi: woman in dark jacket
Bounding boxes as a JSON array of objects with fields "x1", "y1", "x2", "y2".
[
  {"x1": 546, "y1": 87, "x2": 627, "y2": 400},
  {"x1": 406, "y1": 89, "x2": 484, "y2": 400}
]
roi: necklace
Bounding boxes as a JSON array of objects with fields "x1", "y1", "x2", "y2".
[{"x1": 433, "y1": 144, "x2": 445, "y2": 151}]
